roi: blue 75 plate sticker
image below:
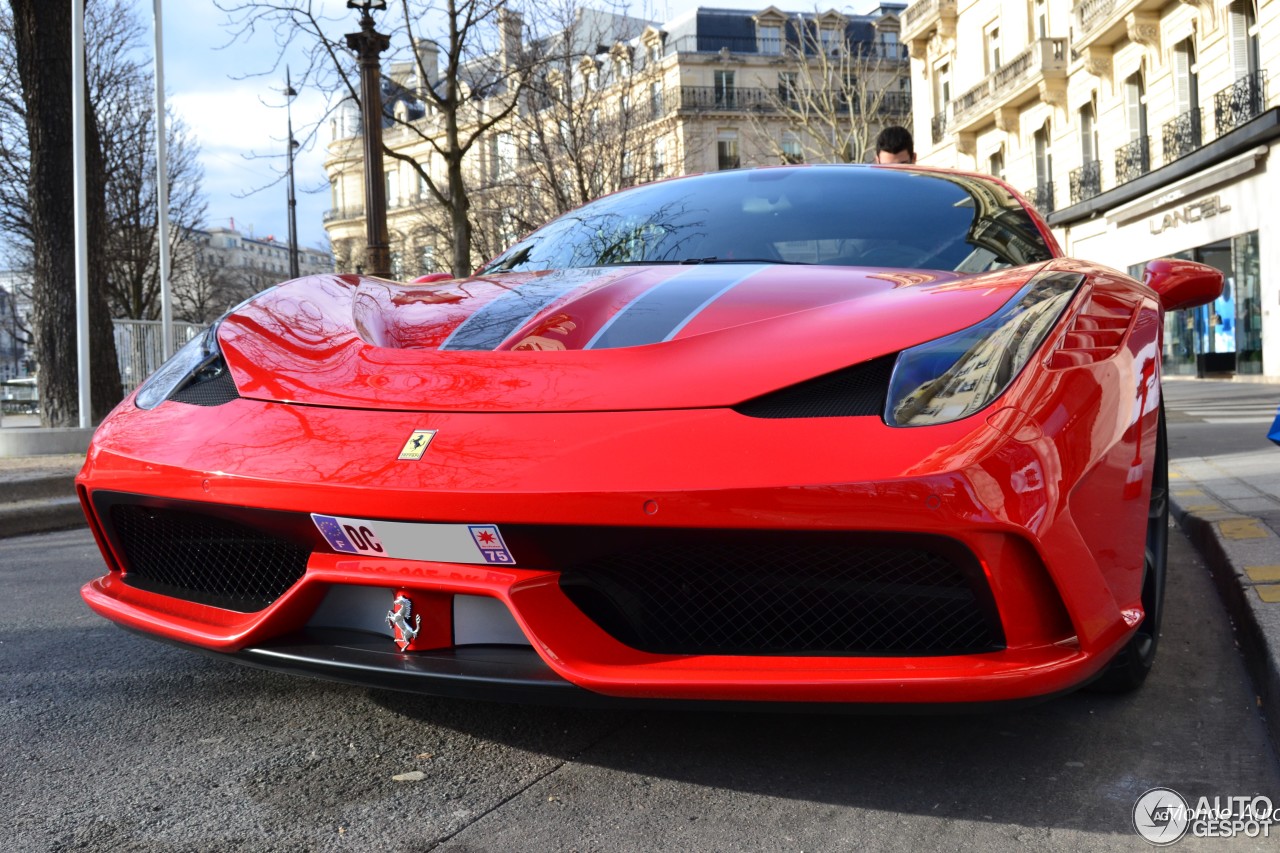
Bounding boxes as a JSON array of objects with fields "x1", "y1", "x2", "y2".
[{"x1": 311, "y1": 514, "x2": 514, "y2": 565}]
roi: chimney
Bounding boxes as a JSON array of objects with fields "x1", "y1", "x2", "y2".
[
  {"x1": 499, "y1": 9, "x2": 523, "y2": 71},
  {"x1": 413, "y1": 37, "x2": 439, "y2": 95}
]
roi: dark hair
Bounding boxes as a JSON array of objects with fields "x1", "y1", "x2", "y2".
[{"x1": 876, "y1": 125, "x2": 914, "y2": 156}]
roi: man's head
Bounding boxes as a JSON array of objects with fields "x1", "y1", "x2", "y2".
[{"x1": 875, "y1": 126, "x2": 916, "y2": 164}]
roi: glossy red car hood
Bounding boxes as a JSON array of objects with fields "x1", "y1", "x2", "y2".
[{"x1": 219, "y1": 263, "x2": 1051, "y2": 412}]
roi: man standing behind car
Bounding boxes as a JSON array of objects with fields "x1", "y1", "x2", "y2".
[{"x1": 875, "y1": 126, "x2": 917, "y2": 164}]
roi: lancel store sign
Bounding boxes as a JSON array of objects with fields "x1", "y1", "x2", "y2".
[{"x1": 1149, "y1": 195, "x2": 1232, "y2": 235}]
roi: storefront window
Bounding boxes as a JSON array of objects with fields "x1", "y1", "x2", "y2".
[{"x1": 1136, "y1": 231, "x2": 1259, "y2": 377}]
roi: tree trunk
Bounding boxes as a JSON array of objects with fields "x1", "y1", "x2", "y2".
[{"x1": 10, "y1": 0, "x2": 121, "y2": 426}]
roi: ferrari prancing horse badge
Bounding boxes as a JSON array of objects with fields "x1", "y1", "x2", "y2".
[
  {"x1": 398, "y1": 429, "x2": 437, "y2": 460},
  {"x1": 386, "y1": 594, "x2": 421, "y2": 651}
]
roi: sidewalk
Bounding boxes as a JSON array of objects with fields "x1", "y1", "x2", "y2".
[
  {"x1": 1170, "y1": 447, "x2": 1280, "y2": 747},
  {"x1": 0, "y1": 451, "x2": 85, "y2": 538}
]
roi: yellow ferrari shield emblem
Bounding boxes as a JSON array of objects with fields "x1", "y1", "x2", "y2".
[{"x1": 398, "y1": 429, "x2": 437, "y2": 460}]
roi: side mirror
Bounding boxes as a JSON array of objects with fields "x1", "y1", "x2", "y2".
[{"x1": 1143, "y1": 259, "x2": 1224, "y2": 312}]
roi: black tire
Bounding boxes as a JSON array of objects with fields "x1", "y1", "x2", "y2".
[{"x1": 1088, "y1": 404, "x2": 1168, "y2": 693}]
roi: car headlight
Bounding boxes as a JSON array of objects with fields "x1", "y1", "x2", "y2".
[
  {"x1": 885, "y1": 270, "x2": 1082, "y2": 427},
  {"x1": 134, "y1": 324, "x2": 226, "y2": 410}
]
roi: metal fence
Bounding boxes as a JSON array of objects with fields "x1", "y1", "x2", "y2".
[{"x1": 113, "y1": 319, "x2": 203, "y2": 393}]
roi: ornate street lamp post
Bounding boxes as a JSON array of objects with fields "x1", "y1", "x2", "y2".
[
  {"x1": 346, "y1": 0, "x2": 391, "y2": 277},
  {"x1": 284, "y1": 67, "x2": 301, "y2": 280}
]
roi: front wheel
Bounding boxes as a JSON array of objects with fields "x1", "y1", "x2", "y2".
[{"x1": 1088, "y1": 404, "x2": 1168, "y2": 693}]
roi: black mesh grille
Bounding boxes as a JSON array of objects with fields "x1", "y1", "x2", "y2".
[
  {"x1": 111, "y1": 505, "x2": 309, "y2": 612},
  {"x1": 733, "y1": 355, "x2": 896, "y2": 419},
  {"x1": 560, "y1": 535, "x2": 1001, "y2": 656},
  {"x1": 170, "y1": 369, "x2": 239, "y2": 406}
]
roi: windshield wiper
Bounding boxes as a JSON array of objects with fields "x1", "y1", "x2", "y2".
[{"x1": 679, "y1": 257, "x2": 810, "y2": 265}]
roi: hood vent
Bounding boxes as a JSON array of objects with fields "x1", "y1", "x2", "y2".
[{"x1": 733, "y1": 355, "x2": 896, "y2": 419}]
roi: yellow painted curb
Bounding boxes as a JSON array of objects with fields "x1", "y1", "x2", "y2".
[
  {"x1": 1246, "y1": 566, "x2": 1280, "y2": 584},
  {"x1": 1257, "y1": 585, "x2": 1280, "y2": 604},
  {"x1": 1173, "y1": 489, "x2": 1205, "y2": 497},
  {"x1": 1220, "y1": 518, "x2": 1270, "y2": 540}
]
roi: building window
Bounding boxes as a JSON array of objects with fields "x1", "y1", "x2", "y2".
[
  {"x1": 651, "y1": 143, "x2": 665, "y2": 179},
  {"x1": 1166, "y1": 40, "x2": 1201, "y2": 162},
  {"x1": 650, "y1": 81, "x2": 663, "y2": 118},
  {"x1": 781, "y1": 133, "x2": 803, "y2": 164},
  {"x1": 819, "y1": 27, "x2": 838, "y2": 56},
  {"x1": 988, "y1": 149, "x2": 1004, "y2": 181},
  {"x1": 1080, "y1": 100, "x2": 1097, "y2": 163},
  {"x1": 758, "y1": 24, "x2": 781, "y2": 55},
  {"x1": 777, "y1": 71, "x2": 798, "y2": 107},
  {"x1": 1117, "y1": 71, "x2": 1150, "y2": 181},
  {"x1": 1228, "y1": 0, "x2": 1260, "y2": 79},
  {"x1": 384, "y1": 168, "x2": 399, "y2": 207},
  {"x1": 714, "y1": 70, "x2": 735, "y2": 107},
  {"x1": 1031, "y1": 0, "x2": 1047, "y2": 39},
  {"x1": 497, "y1": 132, "x2": 515, "y2": 179},
  {"x1": 984, "y1": 22, "x2": 1001, "y2": 74},
  {"x1": 717, "y1": 131, "x2": 740, "y2": 170}
]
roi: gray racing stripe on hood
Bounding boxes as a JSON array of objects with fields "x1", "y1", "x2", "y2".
[
  {"x1": 585, "y1": 265, "x2": 767, "y2": 350},
  {"x1": 439, "y1": 271, "x2": 608, "y2": 351}
]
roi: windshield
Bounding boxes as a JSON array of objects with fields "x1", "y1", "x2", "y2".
[{"x1": 483, "y1": 166, "x2": 1055, "y2": 275}]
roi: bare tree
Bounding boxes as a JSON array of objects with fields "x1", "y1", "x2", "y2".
[
  {"x1": 100, "y1": 91, "x2": 207, "y2": 320},
  {"x1": 461, "y1": 1, "x2": 657, "y2": 261},
  {"x1": 6, "y1": 0, "x2": 122, "y2": 425},
  {"x1": 219, "y1": 0, "x2": 544, "y2": 278},
  {"x1": 748, "y1": 14, "x2": 910, "y2": 165}
]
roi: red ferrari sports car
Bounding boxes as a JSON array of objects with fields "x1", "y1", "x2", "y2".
[{"x1": 78, "y1": 165, "x2": 1223, "y2": 707}]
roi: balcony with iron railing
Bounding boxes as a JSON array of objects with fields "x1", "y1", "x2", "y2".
[
  {"x1": 931, "y1": 112, "x2": 949, "y2": 145},
  {"x1": 1071, "y1": 0, "x2": 1165, "y2": 54},
  {"x1": 323, "y1": 205, "x2": 365, "y2": 224},
  {"x1": 1025, "y1": 182, "x2": 1055, "y2": 215},
  {"x1": 1069, "y1": 160, "x2": 1101, "y2": 204},
  {"x1": 1115, "y1": 136, "x2": 1151, "y2": 185},
  {"x1": 676, "y1": 86, "x2": 911, "y2": 116},
  {"x1": 947, "y1": 39, "x2": 1067, "y2": 135},
  {"x1": 1161, "y1": 108, "x2": 1202, "y2": 165},
  {"x1": 1214, "y1": 70, "x2": 1268, "y2": 137}
]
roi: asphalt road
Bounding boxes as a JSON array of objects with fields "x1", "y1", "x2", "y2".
[{"x1": 4, "y1": 379, "x2": 1279, "y2": 851}]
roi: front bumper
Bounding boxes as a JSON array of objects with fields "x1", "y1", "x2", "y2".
[{"x1": 79, "y1": 377, "x2": 1154, "y2": 705}]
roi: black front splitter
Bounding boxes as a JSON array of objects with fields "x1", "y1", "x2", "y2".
[{"x1": 122, "y1": 626, "x2": 1082, "y2": 713}]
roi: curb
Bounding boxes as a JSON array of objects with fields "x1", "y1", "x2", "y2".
[
  {"x1": 0, "y1": 495, "x2": 86, "y2": 538},
  {"x1": 1170, "y1": 472, "x2": 1280, "y2": 751}
]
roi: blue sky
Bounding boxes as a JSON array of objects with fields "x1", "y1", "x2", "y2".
[{"x1": 162, "y1": 0, "x2": 878, "y2": 252}]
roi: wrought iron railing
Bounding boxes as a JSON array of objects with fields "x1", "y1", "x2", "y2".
[
  {"x1": 1069, "y1": 160, "x2": 1101, "y2": 204},
  {"x1": 678, "y1": 86, "x2": 770, "y2": 111},
  {"x1": 1115, "y1": 136, "x2": 1151, "y2": 184},
  {"x1": 323, "y1": 206, "x2": 365, "y2": 223},
  {"x1": 676, "y1": 86, "x2": 911, "y2": 115},
  {"x1": 1214, "y1": 70, "x2": 1267, "y2": 136},
  {"x1": 1025, "y1": 182, "x2": 1055, "y2": 215},
  {"x1": 1162, "y1": 108, "x2": 1202, "y2": 164},
  {"x1": 931, "y1": 112, "x2": 948, "y2": 145}
]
